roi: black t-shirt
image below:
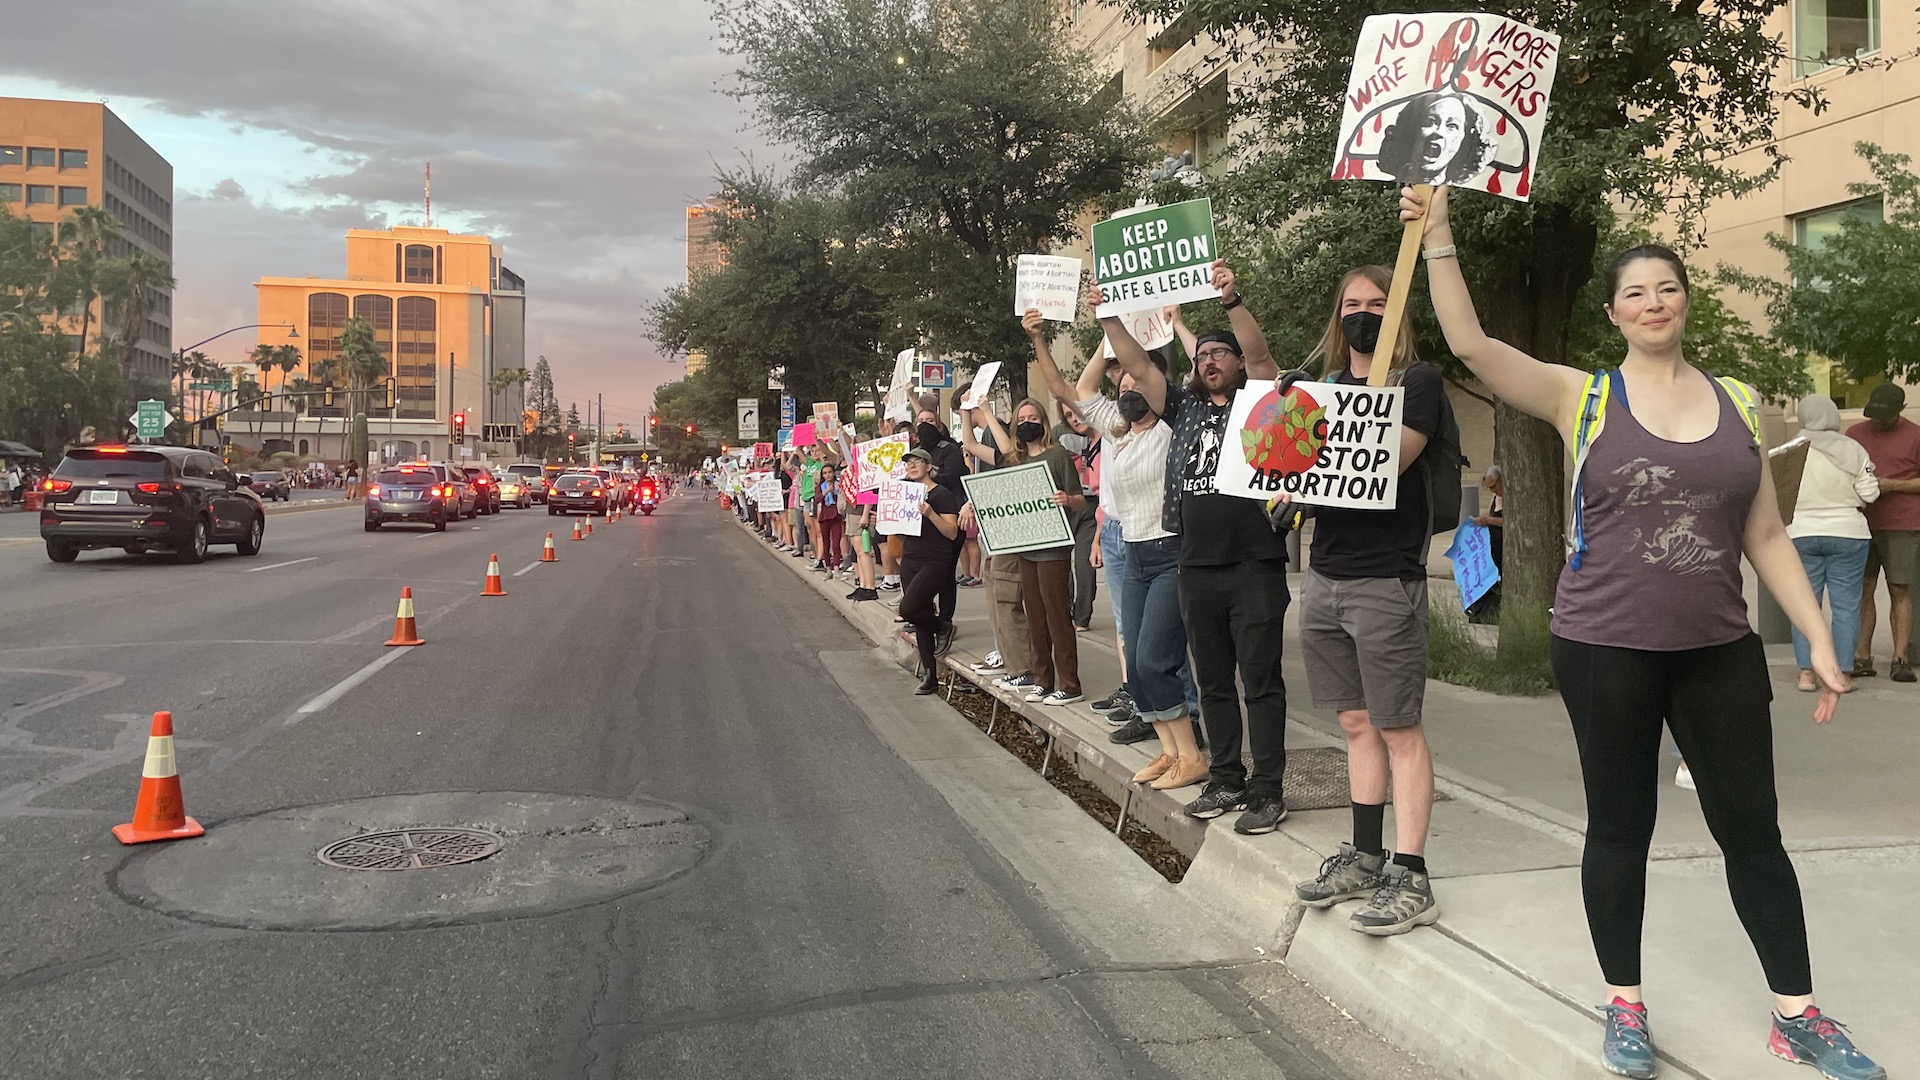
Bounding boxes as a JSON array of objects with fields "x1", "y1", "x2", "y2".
[
  {"x1": 1171, "y1": 393, "x2": 1290, "y2": 568},
  {"x1": 1309, "y1": 361, "x2": 1444, "y2": 581},
  {"x1": 927, "y1": 437, "x2": 968, "y2": 499},
  {"x1": 903, "y1": 482, "x2": 964, "y2": 560}
]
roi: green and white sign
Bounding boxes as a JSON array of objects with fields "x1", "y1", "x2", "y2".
[
  {"x1": 961, "y1": 460, "x2": 1074, "y2": 557},
  {"x1": 1091, "y1": 198, "x2": 1221, "y2": 317},
  {"x1": 130, "y1": 399, "x2": 173, "y2": 441}
]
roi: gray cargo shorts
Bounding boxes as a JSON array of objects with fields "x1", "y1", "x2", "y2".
[{"x1": 1299, "y1": 568, "x2": 1429, "y2": 729}]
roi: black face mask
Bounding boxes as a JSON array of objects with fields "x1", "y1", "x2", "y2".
[
  {"x1": 1342, "y1": 310, "x2": 1384, "y2": 356},
  {"x1": 1117, "y1": 391, "x2": 1152, "y2": 424},
  {"x1": 1015, "y1": 421, "x2": 1045, "y2": 445},
  {"x1": 916, "y1": 422, "x2": 942, "y2": 448}
]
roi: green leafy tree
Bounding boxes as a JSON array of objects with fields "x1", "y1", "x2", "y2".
[
  {"x1": 716, "y1": 0, "x2": 1152, "y2": 401},
  {"x1": 0, "y1": 206, "x2": 127, "y2": 456},
  {"x1": 314, "y1": 316, "x2": 387, "y2": 463},
  {"x1": 1721, "y1": 143, "x2": 1920, "y2": 383},
  {"x1": 1125, "y1": 0, "x2": 1826, "y2": 628}
]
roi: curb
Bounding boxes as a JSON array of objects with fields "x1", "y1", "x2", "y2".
[
  {"x1": 728, "y1": 510, "x2": 1617, "y2": 1080},
  {"x1": 264, "y1": 499, "x2": 360, "y2": 517}
]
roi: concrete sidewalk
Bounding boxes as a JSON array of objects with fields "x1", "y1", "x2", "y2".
[{"x1": 732, "y1": 510, "x2": 1915, "y2": 1080}]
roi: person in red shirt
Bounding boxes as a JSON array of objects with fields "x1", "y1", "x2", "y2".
[{"x1": 1846, "y1": 382, "x2": 1920, "y2": 682}]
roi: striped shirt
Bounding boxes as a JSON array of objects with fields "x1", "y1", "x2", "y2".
[{"x1": 1077, "y1": 395, "x2": 1174, "y2": 542}]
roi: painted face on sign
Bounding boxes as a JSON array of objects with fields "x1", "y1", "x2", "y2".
[{"x1": 1418, "y1": 97, "x2": 1468, "y2": 178}]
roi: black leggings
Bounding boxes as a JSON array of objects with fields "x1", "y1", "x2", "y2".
[
  {"x1": 1550, "y1": 633, "x2": 1811, "y2": 995},
  {"x1": 900, "y1": 553, "x2": 958, "y2": 672}
]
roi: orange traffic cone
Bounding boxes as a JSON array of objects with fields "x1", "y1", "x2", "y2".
[
  {"x1": 112, "y1": 711, "x2": 204, "y2": 845},
  {"x1": 384, "y1": 586, "x2": 425, "y2": 646},
  {"x1": 612, "y1": 507, "x2": 620, "y2": 522},
  {"x1": 585, "y1": 516, "x2": 594, "y2": 536},
  {"x1": 541, "y1": 532, "x2": 559, "y2": 562},
  {"x1": 571, "y1": 518, "x2": 584, "y2": 541},
  {"x1": 482, "y1": 554, "x2": 506, "y2": 596}
]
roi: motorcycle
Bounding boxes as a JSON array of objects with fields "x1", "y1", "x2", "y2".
[{"x1": 637, "y1": 483, "x2": 659, "y2": 516}]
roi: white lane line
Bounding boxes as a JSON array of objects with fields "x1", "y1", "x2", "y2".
[
  {"x1": 512, "y1": 561, "x2": 540, "y2": 577},
  {"x1": 243, "y1": 556, "x2": 319, "y2": 573},
  {"x1": 294, "y1": 649, "x2": 411, "y2": 718}
]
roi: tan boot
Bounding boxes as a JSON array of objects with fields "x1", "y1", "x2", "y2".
[
  {"x1": 1131, "y1": 753, "x2": 1175, "y2": 783},
  {"x1": 1151, "y1": 754, "x2": 1208, "y2": 790}
]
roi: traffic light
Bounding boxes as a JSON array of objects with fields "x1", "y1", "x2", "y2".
[
  {"x1": 323, "y1": 384, "x2": 335, "y2": 408},
  {"x1": 685, "y1": 423, "x2": 695, "y2": 436},
  {"x1": 450, "y1": 411, "x2": 467, "y2": 441},
  {"x1": 258, "y1": 392, "x2": 272, "y2": 412},
  {"x1": 384, "y1": 377, "x2": 397, "y2": 409},
  {"x1": 649, "y1": 416, "x2": 658, "y2": 429},
  {"x1": 568, "y1": 432, "x2": 576, "y2": 444}
]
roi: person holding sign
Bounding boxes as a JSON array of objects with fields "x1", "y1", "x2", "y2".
[
  {"x1": 1024, "y1": 309, "x2": 1206, "y2": 790},
  {"x1": 1095, "y1": 261, "x2": 1297, "y2": 834},
  {"x1": 967, "y1": 399, "x2": 1086, "y2": 706},
  {"x1": 1403, "y1": 185, "x2": 1886, "y2": 1080},
  {"x1": 1289, "y1": 263, "x2": 1449, "y2": 939},
  {"x1": 897, "y1": 447, "x2": 964, "y2": 696}
]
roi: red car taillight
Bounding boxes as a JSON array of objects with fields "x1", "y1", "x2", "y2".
[
  {"x1": 367, "y1": 484, "x2": 380, "y2": 496},
  {"x1": 136, "y1": 482, "x2": 161, "y2": 494},
  {"x1": 591, "y1": 489, "x2": 603, "y2": 497},
  {"x1": 44, "y1": 478, "x2": 72, "y2": 493}
]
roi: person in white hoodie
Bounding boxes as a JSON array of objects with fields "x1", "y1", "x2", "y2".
[{"x1": 1788, "y1": 393, "x2": 1880, "y2": 692}]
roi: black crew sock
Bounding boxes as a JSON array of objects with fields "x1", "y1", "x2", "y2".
[
  {"x1": 1351, "y1": 801, "x2": 1386, "y2": 857},
  {"x1": 1392, "y1": 852, "x2": 1427, "y2": 876}
]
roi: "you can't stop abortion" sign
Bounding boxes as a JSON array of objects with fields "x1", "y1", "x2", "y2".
[{"x1": 1212, "y1": 381, "x2": 1405, "y2": 510}]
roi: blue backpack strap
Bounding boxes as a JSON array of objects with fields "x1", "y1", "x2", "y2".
[
  {"x1": 1712, "y1": 376, "x2": 1763, "y2": 448},
  {"x1": 1568, "y1": 369, "x2": 1612, "y2": 570}
]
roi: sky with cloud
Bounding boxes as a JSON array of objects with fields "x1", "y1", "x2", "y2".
[{"x1": 1, "y1": 0, "x2": 772, "y2": 431}]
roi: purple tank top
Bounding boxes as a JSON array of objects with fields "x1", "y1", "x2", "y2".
[{"x1": 1553, "y1": 377, "x2": 1760, "y2": 651}]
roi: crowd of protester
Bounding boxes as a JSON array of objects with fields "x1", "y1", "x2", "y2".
[{"x1": 705, "y1": 186, "x2": 1905, "y2": 1078}]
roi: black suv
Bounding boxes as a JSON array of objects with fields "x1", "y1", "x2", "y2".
[{"x1": 40, "y1": 446, "x2": 265, "y2": 564}]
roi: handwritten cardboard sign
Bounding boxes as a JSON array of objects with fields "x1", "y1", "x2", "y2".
[
  {"x1": 959, "y1": 361, "x2": 1002, "y2": 411},
  {"x1": 752, "y1": 441, "x2": 774, "y2": 461},
  {"x1": 876, "y1": 479, "x2": 926, "y2": 536},
  {"x1": 1332, "y1": 13, "x2": 1561, "y2": 202},
  {"x1": 1014, "y1": 254, "x2": 1084, "y2": 322},
  {"x1": 1091, "y1": 199, "x2": 1222, "y2": 317},
  {"x1": 1212, "y1": 381, "x2": 1403, "y2": 510},
  {"x1": 752, "y1": 475, "x2": 785, "y2": 512},
  {"x1": 854, "y1": 432, "x2": 911, "y2": 490},
  {"x1": 812, "y1": 401, "x2": 840, "y2": 434},
  {"x1": 1445, "y1": 518, "x2": 1500, "y2": 609},
  {"x1": 792, "y1": 422, "x2": 817, "y2": 448}
]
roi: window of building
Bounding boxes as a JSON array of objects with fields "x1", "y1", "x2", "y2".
[
  {"x1": 1796, "y1": 0, "x2": 1880, "y2": 77},
  {"x1": 26, "y1": 185, "x2": 54, "y2": 205},
  {"x1": 58, "y1": 186, "x2": 87, "y2": 207},
  {"x1": 395, "y1": 296, "x2": 438, "y2": 418},
  {"x1": 0, "y1": 183, "x2": 19, "y2": 203},
  {"x1": 0, "y1": 146, "x2": 20, "y2": 166},
  {"x1": 29, "y1": 221, "x2": 53, "y2": 241},
  {"x1": 59, "y1": 149, "x2": 88, "y2": 170},
  {"x1": 307, "y1": 291, "x2": 349, "y2": 355},
  {"x1": 65, "y1": 334, "x2": 84, "y2": 352},
  {"x1": 403, "y1": 244, "x2": 435, "y2": 283},
  {"x1": 1148, "y1": 12, "x2": 1200, "y2": 71},
  {"x1": 27, "y1": 147, "x2": 54, "y2": 168},
  {"x1": 1794, "y1": 197, "x2": 1886, "y2": 408}
]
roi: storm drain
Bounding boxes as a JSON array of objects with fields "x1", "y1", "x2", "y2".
[
  {"x1": 1282, "y1": 747, "x2": 1452, "y2": 811},
  {"x1": 318, "y1": 827, "x2": 503, "y2": 871}
]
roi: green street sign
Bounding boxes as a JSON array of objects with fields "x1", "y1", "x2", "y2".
[
  {"x1": 1090, "y1": 198, "x2": 1221, "y2": 316},
  {"x1": 131, "y1": 399, "x2": 173, "y2": 441},
  {"x1": 188, "y1": 380, "x2": 232, "y2": 391}
]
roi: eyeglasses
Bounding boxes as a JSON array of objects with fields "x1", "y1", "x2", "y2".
[{"x1": 1195, "y1": 347, "x2": 1237, "y2": 362}]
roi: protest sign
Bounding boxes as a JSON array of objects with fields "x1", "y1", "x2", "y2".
[
  {"x1": 958, "y1": 361, "x2": 1002, "y2": 410},
  {"x1": 752, "y1": 441, "x2": 774, "y2": 462},
  {"x1": 1014, "y1": 254, "x2": 1083, "y2": 322},
  {"x1": 812, "y1": 401, "x2": 840, "y2": 434},
  {"x1": 1091, "y1": 199, "x2": 1221, "y2": 317},
  {"x1": 875, "y1": 479, "x2": 926, "y2": 536},
  {"x1": 885, "y1": 348, "x2": 917, "y2": 421},
  {"x1": 1110, "y1": 308, "x2": 1176, "y2": 353},
  {"x1": 1768, "y1": 437, "x2": 1810, "y2": 528},
  {"x1": 1444, "y1": 518, "x2": 1500, "y2": 610},
  {"x1": 961, "y1": 461, "x2": 1074, "y2": 557},
  {"x1": 853, "y1": 432, "x2": 911, "y2": 490},
  {"x1": 752, "y1": 475, "x2": 785, "y2": 511},
  {"x1": 1212, "y1": 381, "x2": 1403, "y2": 510},
  {"x1": 1331, "y1": 13, "x2": 1560, "y2": 202},
  {"x1": 791, "y1": 420, "x2": 818, "y2": 447}
]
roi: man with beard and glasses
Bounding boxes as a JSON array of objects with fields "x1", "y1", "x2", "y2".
[{"x1": 1094, "y1": 260, "x2": 1295, "y2": 836}]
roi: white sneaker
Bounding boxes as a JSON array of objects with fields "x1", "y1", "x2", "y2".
[
  {"x1": 971, "y1": 651, "x2": 1005, "y2": 673},
  {"x1": 1040, "y1": 690, "x2": 1084, "y2": 706},
  {"x1": 1675, "y1": 762, "x2": 1696, "y2": 791},
  {"x1": 1024, "y1": 687, "x2": 1051, "y2": 703}
]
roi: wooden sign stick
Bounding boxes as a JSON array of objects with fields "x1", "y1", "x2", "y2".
[{"x1": 1367, "y1": 183, "x2": 1430, "y2": 388}]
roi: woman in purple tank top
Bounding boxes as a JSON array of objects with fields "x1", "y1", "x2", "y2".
[{"x1": 1400, "y1": 187, "x2": 1885, "y2": 1080}]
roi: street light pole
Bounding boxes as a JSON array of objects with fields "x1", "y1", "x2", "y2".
[{"x1": 171, "y1": 322, "x2": 298, "y2": 442}]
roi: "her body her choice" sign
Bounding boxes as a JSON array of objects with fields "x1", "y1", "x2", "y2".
[
  {"x1": 1331, "y1": 12, "x2": 1561, "y2": 202},
  {"x1": 1212, "y1": 381, "x2": 1404, "y2": 510}
]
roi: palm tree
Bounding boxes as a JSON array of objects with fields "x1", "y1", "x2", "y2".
[
  {"x1": 96, "y1": 251, "x2": 175, "y2": 431},
  {"x1": 55, "y1": 206, "x2": 118, "y2": 356},
  {"x1": 488, "y1": 366, "x2": 529, "y2": 453},
  {"x1": 314, "y1": 316, "x2": 388, "y2": 464},
  {"x1": 249, "y1": 342, "x2": 302, "y2": 453}
]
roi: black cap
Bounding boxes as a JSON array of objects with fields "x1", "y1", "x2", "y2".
[
  {"x1": 1193, "y1": 330, "x2": 1242, "y2": 357},
  {"x1": 1864, "y1": 382, "x2": 1906, "y2": 420}
]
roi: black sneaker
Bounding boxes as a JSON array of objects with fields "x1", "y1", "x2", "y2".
[
  {"x1": 1091, "y1": 686, "x2": 1132, "y2": 713},
  {"x1": 1107, "y1": 715, "x2": 1155, "y2": 745},
  {"x1": 845, "y1": 588, "x2": 862, "y2": 600},
  {"x1": 851, "y1": 588, "x2": 878, "y2": 602},
  {"x1": 1232, "y1": 795, "x2": 1289, "y2": 835},
  {"x1": 934, "y1": 623, "x2": 956, "y2": 657},
  {"x1": 1184, "y1": 782, "x2": 1248, "y2": 820}
]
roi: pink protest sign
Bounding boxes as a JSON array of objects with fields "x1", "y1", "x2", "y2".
[
  {"x1": 791, "y1": 422, "x2": 818, "y2": 447},
  {"x1": 1332, "y1": 13, "x2": 1560, "y2": 202}
]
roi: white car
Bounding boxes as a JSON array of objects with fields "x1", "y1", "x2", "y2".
[{"x1": 493, "y1": 470, "x2": 534, "y2": 509}]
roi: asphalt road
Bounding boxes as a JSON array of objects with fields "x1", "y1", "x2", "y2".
[{"x1": 0, "y1": 494, "x2": 1440, "y2": 1079}]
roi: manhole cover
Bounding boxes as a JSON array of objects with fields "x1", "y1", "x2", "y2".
[
  {"x1": 1278, "y1": 747, "x2": 1453, "y2": 812},
  {"x1": 319, "y1": 827, "x2": 502, "y2": 871}
]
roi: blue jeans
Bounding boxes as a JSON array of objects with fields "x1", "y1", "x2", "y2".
[
  {"x1": 1791, "y1": 534, "x2": 1869, "y2": 671},
  {"x1": 1099, "y1": 517, "x2": 1128, "y2": 642},
  {"x1": 1121, "y1": 537, "x2": 1192, "y2": 721}
]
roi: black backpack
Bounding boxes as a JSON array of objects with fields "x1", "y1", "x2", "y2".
[{"x1": 1388, "y1": 363, "x2": 1467, "y2": 543}]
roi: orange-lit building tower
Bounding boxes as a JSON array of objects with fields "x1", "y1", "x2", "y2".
[
  {"x1": 0, "y1": 97, "x2": 174, "y2": 384},
  {"x1": 253, "y1": 225, "x2": 526, "y2": 461}
]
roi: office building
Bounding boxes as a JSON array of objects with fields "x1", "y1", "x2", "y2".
[{"x1": 0, "y1": 97, "x2": 174, "y2": 383}]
